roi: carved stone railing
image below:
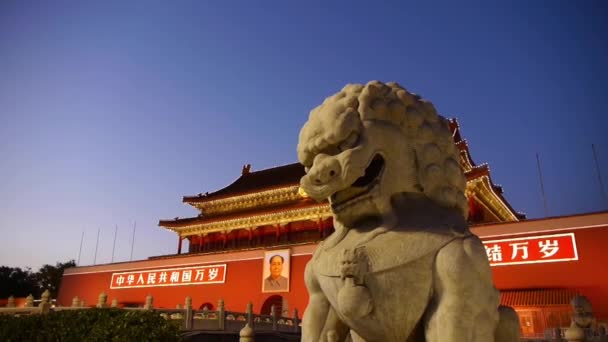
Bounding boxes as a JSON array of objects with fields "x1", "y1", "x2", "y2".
[
  {"x1": 1, "y1": 292, "x2": 301, "y2": 338},
  {"x1": 0, "y1": 290, "x2": 57, "y2": 316},
  {"x1": 522, "y1": 326, "x2": 608, "y2": 342}
]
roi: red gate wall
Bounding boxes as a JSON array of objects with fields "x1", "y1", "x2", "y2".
[
  {"x1": 472, "y1": 212, "x2": 608, "y2": 321},
  {"x1": 58, "y1": 245, "x2": 314, "y2": 315},
  {"x1": 58, "y1": 212, "x2": 608, "y2": 323}
]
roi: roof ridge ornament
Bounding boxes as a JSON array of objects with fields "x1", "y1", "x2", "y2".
[{"x1": 242, "y1": 163, "x2": 252, "y2": 176}]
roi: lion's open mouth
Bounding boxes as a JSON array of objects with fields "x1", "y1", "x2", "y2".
[{"x1": 331, "y1": 154, "x2": 385, "y2": 208}]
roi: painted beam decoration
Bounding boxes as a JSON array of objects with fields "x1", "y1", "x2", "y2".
[
  {"x1": 482, "y1": 233, "x2": 578, "y2": 266},
  {"x1": 110, "y1": 264, "x2": 226, "y2": 289}
]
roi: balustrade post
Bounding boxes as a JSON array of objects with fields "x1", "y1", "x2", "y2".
[
  {"x1": 40, "y1": 289, "x2": 51, "y2": 314},
  {"x1": 270, "y1": 304, "x2": 277, "y2": 331},
  {"x1": 25, "y1": 294, "x2": 34, "y2": 307},
  {"x1": 41, "y1": 289, "x2": 50, "y2": 304},
  {"x1": 6, "y1": 296, "x2": 15, "y2": 308},
  {"x1": 40, "y1": 302, "x2": 51, "y2": 314},
  {"x1": 293, "y1": 309, "x2": 300, "y2": 333},
  {"x1": 218, "y1": 299, "x2": 225, "y2": 330},
  {"x1": 97, "y1": 292, "x2": 108, "y2": 308},
  {"x1": 239, "y1": 323, "x2": 255, "y2": 342},
  {"x1": 111, "y1": 298, "x2": 118, "y2": 308},
  {"x1": 144, "y1": 295, "x2": 154, "y2": 310},
  {"x1": 72, "y1": 296, "x2": 80, "y2": 307},
  {"x1": 246, "y1": 302, "x2": 253, "y2": 327},
  {"x1": 184, "y1": 296, "x2": 193, "y2": 330}
]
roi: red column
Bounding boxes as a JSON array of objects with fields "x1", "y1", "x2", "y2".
[
  {"x1": 285, "y1": 223, "x2": 291, "y2": 243},
  {"x1": 318, "y1": 218, "x2": 324, "y2": 238},
  {"x1": 177, "y1": 236, "x2": 183, "y2": 255},
  {"x1": 276, "y1": 225, "x2": 281, "y2": 242},
  {"x1": 199, "y1": 234, "x2": 204, "y2": 252}
]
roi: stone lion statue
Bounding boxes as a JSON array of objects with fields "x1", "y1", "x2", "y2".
[
  {"x1": 564, "y1": 295, "x2": 596, "y2": 341},
  {"x1": 571, "y1": 295, "x2": 595, "y2": 329},
  {"x1": 297, "y1": 81, "x2": 520, "y2": 342}
]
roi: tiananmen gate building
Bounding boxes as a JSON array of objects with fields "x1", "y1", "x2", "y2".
[{"x1": 56, "y1": 119, "x2": 608, "y2": 337}]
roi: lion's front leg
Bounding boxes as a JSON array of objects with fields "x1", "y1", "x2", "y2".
[
  {"x1": 302, "y1": 262, "x2": 350, "y2": 342},
  {"x1": 424, "y1": 237, "x2": 501, "y2": 342}
]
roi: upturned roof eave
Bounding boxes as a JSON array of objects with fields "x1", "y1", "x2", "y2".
[
  {"x1": 159, "y1": 199, "x2": 325, "y2": 229},
  {"x1": 182, "y1": 183, "x2": 301, "y2": 205},
  {"x1": 182, "y1": 163, "x2": 305, "y2": 204}
]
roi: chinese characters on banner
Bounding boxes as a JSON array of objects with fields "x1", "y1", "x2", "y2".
[
  {"x1": 110, "y1": 264, "x2": 226, "y2": 289},
  {"x1": 482, "y1": 233, "x2": 578, "y2": 266}
]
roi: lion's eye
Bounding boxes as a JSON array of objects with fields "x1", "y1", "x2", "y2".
[
  {"x1": 338, "y1": 132, "x2": 359, "y2": 152},
  {"x1": 327, "y1": 146, "x2": 340, "y2": 155},
  {"x1": 318, "y1": 145, "x2": 340, "y2": 157}
]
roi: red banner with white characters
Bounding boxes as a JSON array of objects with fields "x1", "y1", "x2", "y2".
[
  {"x1": 110, "y1": 264, "x2": 226, "y2": 289},
  {"x1": 482, "y1": 233, "x2": 578, "y2": 266}
]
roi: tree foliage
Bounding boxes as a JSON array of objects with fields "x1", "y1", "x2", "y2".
[
  {"x1": 35, "y1": 260, "x2": 76, "y2": 298},
  {"x1": 0, "y1": 266, "x2": 38, "y2": 298},
  {"x1": 0, "y1": 260, "x2": 76, "y2": 298}
]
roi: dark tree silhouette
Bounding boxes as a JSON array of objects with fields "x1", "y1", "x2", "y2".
[
  {"x1": 0, "y1": 266, "x2": 38, "y2": 298},
  {"x1": 0, "y1": 260, "x2": 76, "y2": 299},
  {"x1": 35, "y1": 260, "x2": 76, "y2": 298}
]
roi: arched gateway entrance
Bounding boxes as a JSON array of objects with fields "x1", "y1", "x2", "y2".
[{"x1": 261, "y1": 295, "x2": 284, "y2": 316}]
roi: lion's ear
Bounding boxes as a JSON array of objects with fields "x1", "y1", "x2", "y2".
[{"x1": 297, "y1": 122, "x2": 315, "y2": 167}]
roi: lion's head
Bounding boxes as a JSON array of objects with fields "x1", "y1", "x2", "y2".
[
  {"x1": 571, "y1": 295, "x2": 594, "y2": 328},
  {"x1": 297, "y1": 81, "x2": 467, "y2": 226}
]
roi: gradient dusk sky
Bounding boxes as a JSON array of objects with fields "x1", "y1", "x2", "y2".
[{"x1": 1, "y1": 1, "x2": 607, "y2": 269}]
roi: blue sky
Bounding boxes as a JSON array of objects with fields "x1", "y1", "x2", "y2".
[{"x1": 1, "y1": 1, "x2": 607, "y2": 269}]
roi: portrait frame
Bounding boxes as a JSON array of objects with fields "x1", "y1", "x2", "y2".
[{"x1": 262, "y1": 249, "x2": 291, "y2": 293}]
